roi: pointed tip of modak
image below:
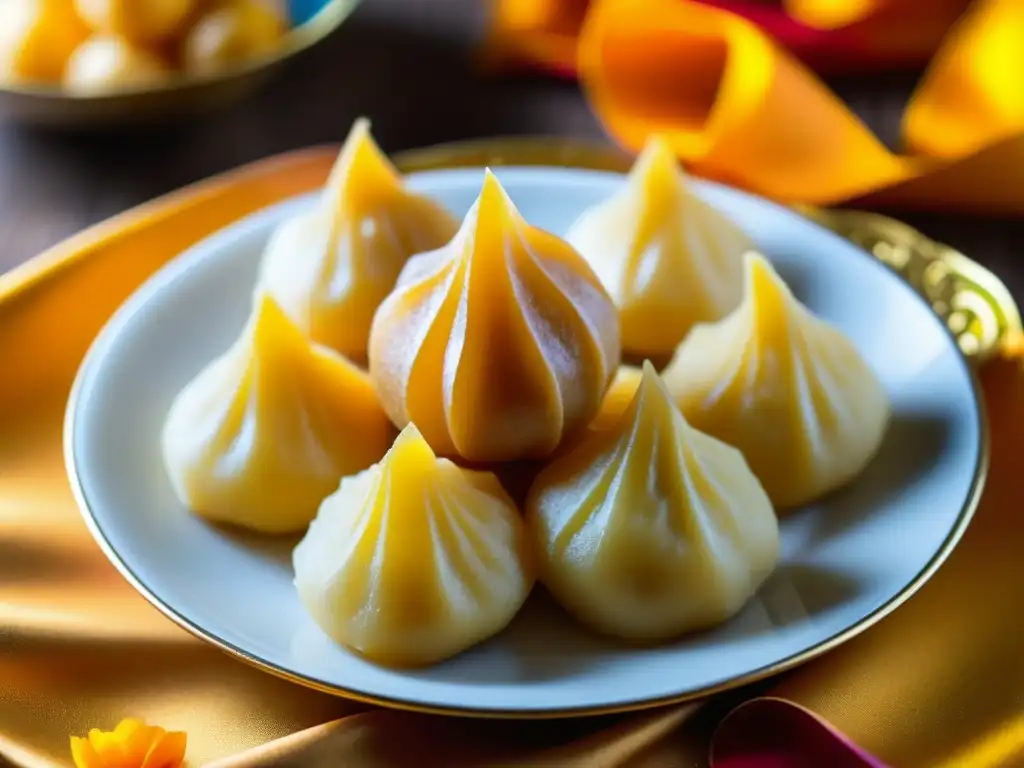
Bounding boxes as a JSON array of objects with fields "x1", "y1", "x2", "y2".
[
  {"x1": 743, "y1": 251, "x2": 792, "y2": 299},
  {"x1": 742, "y1": 251, "x2": 802, "y2": 338},
  {"x1": 630, "y1": 133, "x2": 686, "y2": 196},
  {"x1": 348, "y1": 115, "x2": 372, "y2": 141},
  {"x1": 389, "y1": 422, "x2": 439, "y2": 464},
  {"x1": 479, "y1": 167, "x2": 506, "y2": 199},
  {"x1": 637, "y1": 134, "x2": 679, "y2": 168},
  {"x1": 628, "y1": 359, "x2": 682, "y2": 425},
  {"x1": 247, "y1": 292, "x2": 313, "y2": 356},
  {"x1": 394, "y1": 421, "x2": 426, "y2": 444},
  {"x1": 638, "y1": 358, "x2": 674, "y2": 398},
  {"x1": 324, "y1": 116, "x2": 399, "y2": 198},
  {"x1": 474, "y1": 167, "x2": 517, "y2": 223},
  {"x1": 251, "y1": 291, "x2": 298, "y2": 334}
]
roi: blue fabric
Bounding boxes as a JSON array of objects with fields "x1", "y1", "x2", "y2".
[{"x1": 289, "y1": 0, "x2": 331, "y2": 25}]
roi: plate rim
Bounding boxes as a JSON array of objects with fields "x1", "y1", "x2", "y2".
[{"x1": 63, "y1": 143, "x2": 991, "y2": 720}]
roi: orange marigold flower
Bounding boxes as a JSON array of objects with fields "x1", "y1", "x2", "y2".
[{"x1": 71, "y1": 718, "x2": 186, "y2": 768}]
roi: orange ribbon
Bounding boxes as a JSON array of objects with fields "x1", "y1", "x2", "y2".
[{"x1": 489, "y1": 0, "x2": 1024, "y2": 215}]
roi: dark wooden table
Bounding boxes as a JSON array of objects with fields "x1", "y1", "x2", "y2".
[{"x1": 1, "y1": 0, "x2": 1021, "y2": 299}]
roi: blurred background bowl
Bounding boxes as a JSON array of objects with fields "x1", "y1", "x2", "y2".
[{"x1": 0, "y1": 0, "x2": 360, "y2": 129}]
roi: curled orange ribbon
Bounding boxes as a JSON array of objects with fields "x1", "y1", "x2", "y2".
[
  {"x1": 579, "y1": 0, "x2": 1024, "y2": 214},
  {"x1": 481, "y1": 0, "x2": 590, "y2": 76}
]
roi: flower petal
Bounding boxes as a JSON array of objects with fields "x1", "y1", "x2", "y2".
[
  {"x1": 142, "y1": 730, "x2": 187, "y2": 768},
  {"x1": 71, "y1": 736, "x2": 102, "y2": 768},
  {"x1": 124, "y1": 724, "x2": 163, "y2": 765}
]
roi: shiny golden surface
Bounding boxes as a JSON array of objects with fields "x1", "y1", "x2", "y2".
[
  {"x1": 663, "y1": 252, "x2": 891, "y2": 509},
  {"x1": 161, "y1": 294, "x2": 393, "y2": 534},
  {"x1": 369, "y1": 170, "x2": 621, "y2": 463},
  {"x1": 527, "y1": 361, "x2": 779, "y2": 641},
  {"x1": 259, "y1": 119, "x2": 458, "y2": 361},
  {"x1": 566, "y1": 136, "x2": 754, "y2": 356},
  {"x1": 294, "y1": 424, "x2": 534, "y2": 668},
  {"x1": 0, "y1": 140, "x2": 1004, "y2": 765}
]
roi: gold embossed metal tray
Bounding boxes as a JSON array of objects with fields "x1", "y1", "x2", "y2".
[{"x1": 5, "y1": 138, "x2": 1013, "y2": 717}]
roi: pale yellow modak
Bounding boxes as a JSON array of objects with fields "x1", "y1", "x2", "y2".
[
  {"x1": 0, "y1": 0, "x2": 89, "y2": 84},
  {"x1": 556, "y1": 364, "x2": 642, "y2": 456},
  {"x1": 293, "y1": 423, "x2": 534, "y2": 667},
  {"x1": 565, "y1": 136, "x2": 754, "y2": 356},
  {"x1": 75, "y1": 0, "x2": 197, "y2": 43},
  {"x1": 526, "y1": 361, "x2": 779, "y2": 641},
  {"x1": 590, "y1": 364, "x2": 642, "y2": 434},
  {"x1": 663, "y1": 253, "x2": 891, "y2": 509},
  {"x1": 258, "y1": 119, "x2": 459, "y2": 361},
  {"x1": 181, "y1": 0, "x2": 286, "y2": 75},
  {"x1": 162, "y1": 295, "x2": 393, "y2": 534},
  {"x1": 64, "y1": 35, "x2": 169, "y2": 93},
  {"x1": 369, "y1": 170, "x2": 621, "y2": 463}
]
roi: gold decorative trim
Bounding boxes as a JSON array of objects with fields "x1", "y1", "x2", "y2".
[
  {"x1": 61, "y1": 137, "x2": 992, "y2": 719},
  {"x1": 800, "y1": 207, "x2": 1022, "y2": 364}
]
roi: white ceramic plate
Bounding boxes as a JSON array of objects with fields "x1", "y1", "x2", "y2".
[{"x1": 66, "y1": 167, "x2": 987, "y2": 718}]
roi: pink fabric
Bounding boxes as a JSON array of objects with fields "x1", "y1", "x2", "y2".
[
  {"x1": 713, "y1": 698, "x2": 892, "y2": 768},
  {"x1": 500, "y1": 0, "x2": 939, "y2": 79}
]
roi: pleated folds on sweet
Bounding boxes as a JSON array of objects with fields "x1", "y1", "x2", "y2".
[
  {"x1": 527, "y1": 361, "x2": 779, "y2": 641},
  {"x1": 663, "y1": 253, "x2": 890, "y2": 509},
  {"x1": 162, "y1": 295, "x2": 393, "y2": 534},
  {"x1": 369, "y1": 170, "x2": 621, "y2": 463},
  {"x1": 566, "y1": 135, "x2": 753, "y2": 356},
  {"x1": 293, "y1": 423, "x2": 534, "y2": 667},
  {"x1": 259, "y1": 118, "x2": 458, "y2": 360}
]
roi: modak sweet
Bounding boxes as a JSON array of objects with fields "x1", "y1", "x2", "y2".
[
  {"x1": 590, "y1": 364, "x2": 642, "y2": 434},
  {"x1": 75, "y1": 0, "x2": 197, "y2": 44},
  {"x1": 181, "y1": 0, "x2": 286, "y2": 74},
  {"x1": 258, "y1": 119, "x2": 459, "y2": 360},
  {"x1": 293, "y1": 423, "x2": 534, "y2": 667},
  {"x1": 565, "y1": 136, "x2": 754, "y2": 356},
  {"x1": 369, "y1": 170, "x2": 621, "y2": 463},
  {"x1": 556, "y1": 364, "x2": 642, "y2": 456},
  {"x1": 526, "y1": 362, "x2": 779, "y2": 641},
  {"x1": 162, "y1": 295, "x2": 393, "y2": 534},
  {"x1": 64, "y1": 35, "x2": 169, "y2": 93},
  {"x1": 662, "y1": 253, "x2": 891, "y2": 509},
  {"x1": 1, "y1": 0, "x2": 89, "y2": 84}
]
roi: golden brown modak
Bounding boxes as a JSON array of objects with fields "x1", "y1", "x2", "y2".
[{"x1": 368, "y1": 170, "x2": 621, "y2": 463}]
